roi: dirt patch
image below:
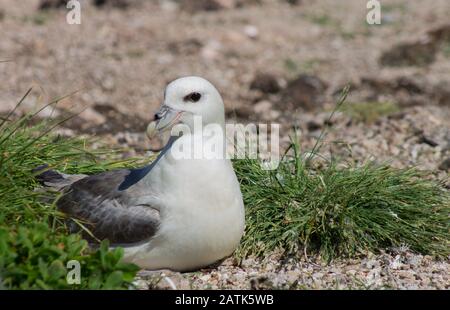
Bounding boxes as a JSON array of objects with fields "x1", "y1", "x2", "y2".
[
  {"x1": 281, "y1": 74, "x2": 328, "y2": 110},
  {"x1": 63, "y1": 104, "x2": 150, "y2": 135},
  {"x1": 250, "y1": 72, "x2": 281, "y2": 94}
]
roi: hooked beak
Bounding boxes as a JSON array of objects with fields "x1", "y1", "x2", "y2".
[{"x1": 146, "y1": 105, "x2": 183, "y2": 139}]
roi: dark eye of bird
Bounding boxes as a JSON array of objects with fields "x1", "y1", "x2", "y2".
[{"x1": 184, "y1": 92, "x2": 201, "y2": 103}]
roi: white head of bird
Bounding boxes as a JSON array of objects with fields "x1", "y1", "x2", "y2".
[{"x1": 147, "y1": 76, "x2": 226, "y2": 140}]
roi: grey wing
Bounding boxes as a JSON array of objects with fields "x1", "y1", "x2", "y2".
[{"x1": 57, "y1": 169, "x2": 160, "y2": 244}]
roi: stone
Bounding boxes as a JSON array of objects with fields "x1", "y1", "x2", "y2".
[
  {"x1": 282, "y1": 74, "x2": 328, "y2": 110},
  {"x1": 427, "y1": 24, "x2": 450, "y2": 45},
  {"x1": 250, "y1": 73, "x2": 281, "y2": 94},
  {"x1": 77, "y1": 107, "x2": 106, "y2": 126},
  {"x1": 168, "y1": 38, "x2": 203, "y2": 55},
  {"x1": 201, "y1": 40, "x2": 222, "y2": 61},
  {"x1": 38, "y1": 0, "x2": 67, "y2": 10},
  {"x1": 243, "y1": 25, "x2": 259, "y2": 39},
  {"x1": 253, "y1": 100, "x2": 272, "y2": 114},
  {"x1": 438, "y1": 157, "x2": 450, "y2": 171},
  {"x1": 306, "y1": 120, "x2": 322, "y2": 131},
  {"x1": 379, "y1": 39, "x2": 438, "y2": 67},
  {"x1": 93, "y1": 0, "x2": 132, "y2": 8},
  {"x1": 179, "y1": 0, "x2": 236, "y2": 12}
]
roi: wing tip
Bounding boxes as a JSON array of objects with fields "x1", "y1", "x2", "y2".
[{"x1": 33, "y1": 164, "x2": 65, "y2": 185}]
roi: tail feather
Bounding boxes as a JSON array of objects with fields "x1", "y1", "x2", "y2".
[
  {"x1": 33, "y1": 164, "x2": 65, "y2": 183},
  {"x1": 33, "y1": 164, "x2": 86, "y2": 190}
]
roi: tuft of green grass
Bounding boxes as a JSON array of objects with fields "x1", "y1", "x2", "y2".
[
  {"x1": 0, "y1": 111, "x2": 140, "y2": 225},
  {"x1": 342, "y1": 101, "x2": 400, "y2": 124},
  {"x1": 234, "y1": 89, "x2": 449, "y2": 262},
  {"x1": 234, "y1": 142, "x2": 449, "y2": 261},
  {"x1": 0, "y1": 90, "x2": 141, "y2": 289}
]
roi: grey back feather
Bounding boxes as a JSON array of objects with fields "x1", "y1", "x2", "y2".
[{"x1": 56, "y1": 169, "x2": 160, "y2": 244}]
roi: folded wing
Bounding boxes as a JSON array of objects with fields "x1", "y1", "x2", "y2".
[{"x1": 57, "y1": 169, "x2": 160, "y2": 244}]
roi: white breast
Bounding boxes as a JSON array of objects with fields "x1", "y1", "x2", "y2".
[{"x1": 122, "y1": 135, "x2": 245, "y2": 271}]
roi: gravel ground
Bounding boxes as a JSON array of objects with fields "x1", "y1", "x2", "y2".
[
  {"x1": 0, "y1": 0, "x2": 449, "y2": 289},
  {"x1": 134, "y1": 249, "x2": 449, "y2": 290}
]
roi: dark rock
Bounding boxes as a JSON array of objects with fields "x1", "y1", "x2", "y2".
[
  {"x1": 93, "y1": 0, "x2": 132, "y2": 8},
  {"x1": 250, "y1": 73, "x2": 281, "y2": 94},
  {"x1": 285, "y1": 0, "x2": 301, "y2": 5},
  {"x1": 306, "y1": 120, "x2": 322, "y2": 131},
  {"x1": 226, "y1": 105, "x2": 254, "y2": 120},
  {"x1": 235, "y1": 0, "x2": 262, "y2": 7},
  {"x1": 427, "y1": 24, "x2": 450, "y2": 45},
  {"x1": 395, "y1": 76, "x2": 425, "y2": 95},
  {"x1": 63, "y1": 104, "x2": 149, "y2": 135},
  {"x1": 379, "y1": 40, "x2": 438, "y2": 67},
  {"x1": 250, "y1": 276, "x2": 273, "y2": 290},
  {"x1": 350, "y1": 76, "x2": 431, "y2": 106},
  {"x1": 359, "y1": 76, "x2": 424, "y2": 96},
  {"x1": 90, "y1": 104, "x2": 148, "y2": 134},
  {"x1": 438, "y1": 158, "x2": 450, "y2": 171},
  {"x1": 354, "y1": 75, "x2": 450, "y2": 107},
  {"x1": 390, "y1": 76, "x2": 427, "y2": 106},
  {"x1": 387, "y1": 111, "x2": 406, "y2": 120},
  {"x1": 282, "y1": 74, "x2": 328, "y2": 110},
  {"x1": 379, "y1": 24, "x2": 450, "y2": 68},
  {"x1": 179, "y1": 0, "x2": 236, "y2": 12},
  {"x1": 418, "y1": 134, "x2": 438, "y2": 147},
  {"x1": 39, "y1": 0, "x2": 133, "y2": 10},
  {"x1": 38, "y1": 0, "x2": 68, "y2": 9},
  {"x1": 178, "y1": 0, "x2": 261, "y2": 12},
  {"x1": 432, "y1": 82, "x2": 450, "y2": 106},
  {"x1": 168, "y1": 38, "x2": 203, "y2": 55}
]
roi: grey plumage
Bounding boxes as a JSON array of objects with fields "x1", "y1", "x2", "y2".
[
  {"x1": 33, "y1": 136, "x2": 180, "y2": 245},
  {"x1": 33, "y1": 164, "x2": 86, "y2": 190},
  {"x1": 35, "y1": 166, "x2": 160, "y2": 244}
]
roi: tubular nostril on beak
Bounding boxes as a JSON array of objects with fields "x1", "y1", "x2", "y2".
[{"x1": 154, "y1": 113, "x2": 161, "y2": 121}]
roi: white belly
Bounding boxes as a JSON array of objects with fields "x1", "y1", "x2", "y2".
[
  {"x1": 129, "y1": 199, "x2": 244, "y2": 271},
  {"x1": 122, "y1": 156, "x2": 245, "y2": 271}
]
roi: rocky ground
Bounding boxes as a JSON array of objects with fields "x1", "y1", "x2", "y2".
[
  {"x1": 0, "y1": 0, "x2": 449, "y2": 289},
  {"x1": 135, "y1": 249, "x2": 449, "y2": 290}
]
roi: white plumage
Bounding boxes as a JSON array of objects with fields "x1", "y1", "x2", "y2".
[
  {"x1": 38, "y1": 76, "x2": 245, "y2": 271},
  {"x1": 124, "y1": 77, "x2": 245, "y2": 270}
]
